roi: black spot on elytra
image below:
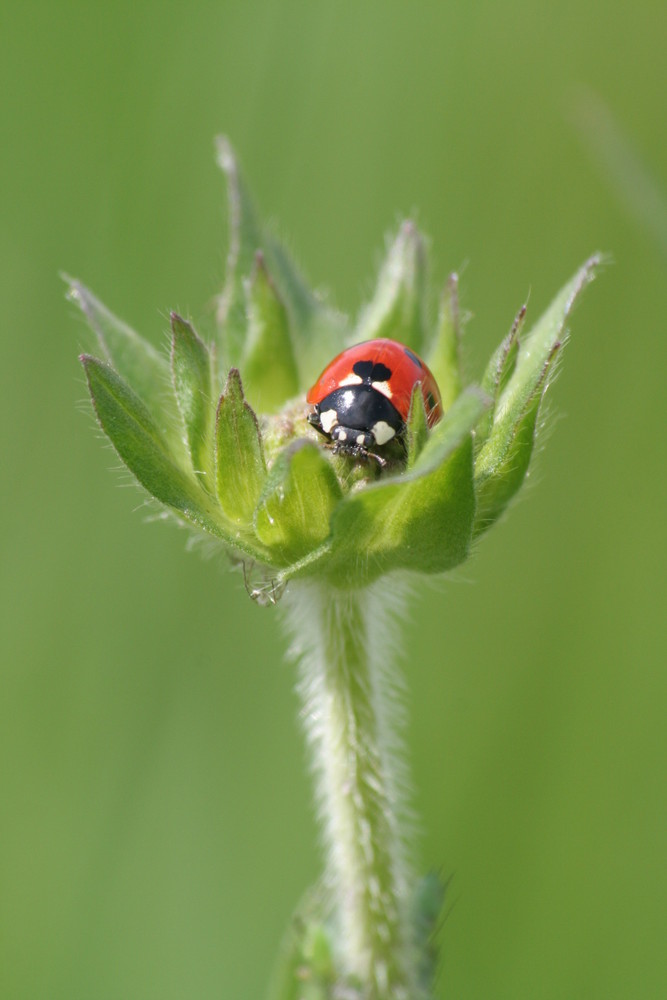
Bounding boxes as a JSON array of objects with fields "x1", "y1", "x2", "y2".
[
  {"x1": 353, "y1": 360, "x2": 392, "y2": 383},
  {"x1": 427, "y1": 391, "x2": 436, "y2": 410},
  {"x1": 404, "y1": 347, "x2": 424, "y2": 368}
]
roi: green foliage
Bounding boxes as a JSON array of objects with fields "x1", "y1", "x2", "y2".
[
  {"x1": 322, "y1": 388, "x2": 486, "y2": 587},
  {"x1": 170, "y1": 312, "x2": 215, "y2": 487},
  {"x1": 215, "y1": 137, "x2": 346, "y2": 384},
  {"x1": 215, "y1": 368, "x2": 266, "y2": 525},
  {"x1": 254, "y1": 442, "x2": 342, "y2": 564},
  {"x1": 474, "y1": 255, "x2": 599, "y2": 535},
  {"x1": 80, "y1": 356, "x2": 222, "y2": 537},
  {"x1": 426, "y1": 273, "x2": 464, "y2": 410},
  {"x1": 355, "y1": 220, "x2": 429, "y2": 353},
  {"x1": 242, "y1": 253, "x2": 300, "y2": 412},
  {"x1": 74, "y1": 140, "x2": 598, "y2": 595}
]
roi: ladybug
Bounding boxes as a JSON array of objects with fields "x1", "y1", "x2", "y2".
[{"x1": 306, "y1": 338, "x2": 442, "y2": 460}]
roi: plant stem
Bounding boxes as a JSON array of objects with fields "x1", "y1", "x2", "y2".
[{"x1": 283, "y1": 579, "x2": 415, "y2": 999}]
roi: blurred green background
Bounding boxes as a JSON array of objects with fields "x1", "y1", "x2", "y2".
[{"x1": 2, "y1": 1, "x2": 665, "y2": 997}]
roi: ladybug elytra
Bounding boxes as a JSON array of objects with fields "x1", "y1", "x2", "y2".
[{"x1": 306, "y1": 338, "x2": 442, "y2": 459}]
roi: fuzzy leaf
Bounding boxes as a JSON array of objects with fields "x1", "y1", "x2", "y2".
[
  {"x1": 474, "y1": 388, "x2": 543, "y2": 537},
  {"x1": 476, "y1": 303, "x2": 525, "y2": 450},
  {"x1": 412, "y1": 872, "x2": 447, "y2": 994},
  {"x1": 67, "y1": 278, "x2": 181, "y2": 454},
  {"x1": 427, "y1": 272, "x2": 463, "y2": 409},
  {"x1": 170, "y1": 313, "x2": 214, "y2": 487},
  {"x1": 215, "y1": 137, "x2": 265, "y2": 366},
  {"x1": 405, "y1": 385, "x2": 430, "y2": 471},
  {"x1": 80, "y1": 355, "x2": 226, "y2": 538},
  {"x1": 242, "y1": 252, "x2": 299, "y2": 411},
  {"x1": 474, "y1": 255, "x2": 600, "y2": 533},
  {"x1": 215, "y1": 368, "x2": 267, "y2": 523},
  {"x1": 355, "y1": 220, "x2": 429, "y2": 354},
  {"x1": 266, "y1": 887, "x2": 335, "y2": 1000},
  {"x1": 322, "y1": 388, "x2": 487, "y2": 586},
  {"x1": 216, "y1": 137, "x2": 345, "y2": 384},
  {"x1": 255, "y1": 442, "x2": 343, "y2": 564}
]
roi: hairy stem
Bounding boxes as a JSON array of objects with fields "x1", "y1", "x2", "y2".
[{"x1": 282, "y1": 579, "x2": 415, "y2": 999}]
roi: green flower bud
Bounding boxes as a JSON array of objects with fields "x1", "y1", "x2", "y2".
[{"x1": 71, "y1": 139, "x2": 599, "y2": 603}]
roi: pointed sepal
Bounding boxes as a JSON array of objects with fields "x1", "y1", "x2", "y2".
[
  {"x1": 427, "y1": 272, "x2": 464, "y2": 409},
  {"x1": 215, "y1": 137, "x2": 264, "y2": 366},
  {"x1": 170, "y1": 313, "x2": 215, "y2": 488},
  {"x1": 254, "y1": 442, "x2": 343, "y2": 565},
  {"x1": 355, "y1": 220, "x2": 429, "y2": 354},
  {"x1": 80, "y1": 355, "x2": 224, "y2": 537},
  {"x1": 475, "y1": 302, "x2": 525, "y2": 450},
  {"x1": 323, "y1": 388, "x2": 488, "y2": 586},
  {"x1": 214, "y1": 368, "x2": 267, "y2": 524},
  {"x1": 215, "y1": 137, "x2": 346, "y2": 383},
  {"x1": 242, "y1": 252, "x2": 299, "y2": 411},
  {"x1": 405, "y1": 384, "x2": 430, "y2": 471},
  {"x1": 67, "y1": 277, "x2": 182, "y2": 454},
  {"x1": 474, "y1": 255, "x2": 600, "y2": 535}
]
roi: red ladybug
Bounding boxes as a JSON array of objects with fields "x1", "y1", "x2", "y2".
[{"x1": 307, "y1": 338, "x2": 442, "y2": 458}]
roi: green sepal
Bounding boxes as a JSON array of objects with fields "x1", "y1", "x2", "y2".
[
  {"x1": 266, "y1": 886, "x2": 336, "y2": 1000},
  {"x1": 242, "y1": 252, "x2": 299, "y2": 412},
  {"x1": 170, "y1": 313, "x2": 215, "y2": 488},
  {"x1": 262, "y1": 233, "x2": 347, "y2": 387},
  {"x1": 427, "y1": 272, "x2": 463, "y2": 409},
  {"x1": 67, "y1": 277, "x2": 183, "y2": 456},
  {"x1": 475, "y1": 303, "x2": 525, "y2": 452},
  {"x1": 80, "y1": 355, "x2": 226, "y2": 539},
  {"x1": 405, "y1": 384, "x2": 430, "y2": 471},
  {"x1": 216, "y1": 137, "x2": 345, "y2": 383},
  {"x1": 215, "y1": 368, "x2": 267, "y2": 524},
  {"x1": 355, "y1": 220, "x2": 429, "y2": 354},
  {"x1": 412, "y1": 871, "x2": 447, "y2": 995},
  {"x1": 323, "y1": 388, "x2": 488, "y2": 587},
  {"x1": 474, "y1": 255, "x2": 599, "y2": 534},
  {"x1": 215, "y1": 137, "x2": 264, "y2": 367},
  {"x1": 254, "y1": 442, "x2": 343, "y2": 565},
  {"x1": 474, "y1": 383, "x2": 545, "y2": 537}
]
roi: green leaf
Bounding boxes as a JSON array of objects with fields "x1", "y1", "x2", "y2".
[
  {"x1": 427, "y1": 272, "x2": 463, "y2": 409},
  {"x1": 66, "y1": 277, "x2": 182, "y2": 455},
  {"x1": 215, "y1": 137, "x2": 265, "y2": 367},
  {"x1": 266, "y1": 887, "x2": 336, "y2": 1000},
  {"x1": 355, "y1": 220, "x2": 430, "y2": 354},
  {"x1": 255, "y1": 442, "x2": 343, "y2": 564},
  {"x1": 215, "y1": 368, "x2": 267, "y2": 524},
  {"x1": 242, "y1": 252, "x2": 299, "y2": 412},
  {"x1": 323, "y1": 388, "x2": 488, "y2": 586},
  {"x1": 216, "y1": 137, "x2": 346, "y2": 386},
  {"x1": 80, "y1": 355, "x2": 229, "y2": 540},
  {"x1": 170, "y1": 313, "x2": 215, "y2": 488},
  {"x1": 263, "y1": 235, "x2": 348, "y2": 385},
  {"x1": 474, "y1": 386, "x2": 544, "y2": 537},
  {"x1": 405, "y1": 385, "x2": 430, "y2": 470},
  {"x1": 475, "y1": 302, "x2": 525, "y2": 450},
  {"x1": 474, "y1": 255, "x2": 600, "y2": 534},
  {"x1": 412, "y1": 871, "x2": 447, "y2": 995}
]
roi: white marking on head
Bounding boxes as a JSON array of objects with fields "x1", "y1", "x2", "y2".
[
  {"x1": 372, "y1": 420, "x2": 395, "y2": 445},
  {"x1": 319, "y1": 409, "x2": 338, "y2": 434},
  {"x1": 338, "y1": 372, "x2": 363, "y2": 387},
  {"x1": 336, "y1": 428, "x2": 347, "y2": 441},
  {"x1": 356, "y1": 434, "x2": 366, "y2": 445},
  {"x1": 371, "y1": 380, "x2": 393, "y2": 399}
]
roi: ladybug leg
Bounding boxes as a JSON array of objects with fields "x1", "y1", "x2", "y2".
[
  {"x1": 331, "y1": 439, "x2": 385, "y2": 466},
  {"x1": 330, "y1": 428, "x2": 387, "y2": 469}
]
